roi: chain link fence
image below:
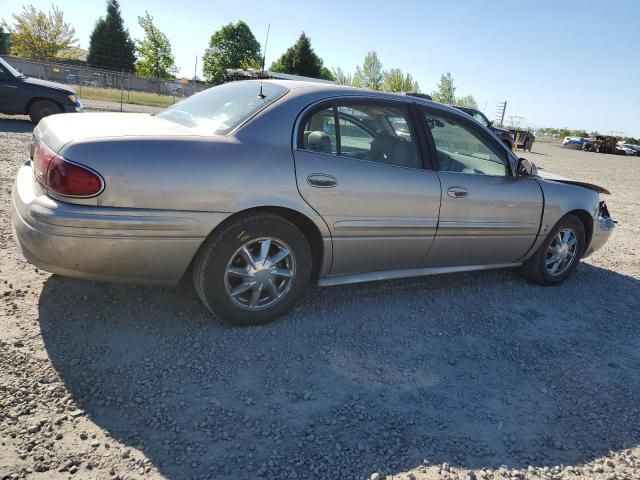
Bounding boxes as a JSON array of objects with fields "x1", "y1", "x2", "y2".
[{"x1": 3, "y1": 56, "x2": 210, "y2": 109}]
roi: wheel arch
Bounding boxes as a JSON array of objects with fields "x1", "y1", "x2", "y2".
[
  {"x1": 183, "y1": 206, "x2": 328, "y2": 284},
  {"x1": 25, "y1": 97, "x2": 64, "y2": 115},
  {"x1": 566, "y1": 209, "x2": 594, "y2": 253}
]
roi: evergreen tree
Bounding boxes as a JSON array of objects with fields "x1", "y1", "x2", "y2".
[
  {"x1": 270, "y1": 33, "x2": 332, "y2": 80},
  {"x1": 0, "y1": 26, "x2": 8, "y2": 55},
  {"x1": 87, "y1": 0, "x2": 136, "y2": 72}
]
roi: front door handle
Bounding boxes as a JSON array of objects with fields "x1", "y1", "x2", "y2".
[
  {"x1": 307, "y1": 173, "x2": 337, "y2": 188},
  {"x1": 447, "y1": 186, "x2": 469, "y2": 198}
]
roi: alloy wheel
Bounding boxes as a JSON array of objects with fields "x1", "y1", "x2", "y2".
[
  {"x1": 545, "y1": 228, "x2": 578, "y2": 276},
  {"x1": 224, "y1": 237, "x2": 296, "y2": 310}
]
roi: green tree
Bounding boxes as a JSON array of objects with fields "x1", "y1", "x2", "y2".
[
  {"x1": 357, "y1": 51, "x2": 383, "y2": 90},
  {"x1": 382, "y1": 68, "x2": 419, "y2": 93},
  {"x1": 431, "y1": 72, "x2": 456, "y2": 104},
  {"x1": 202, "y1": 21, "x2": 261, "y2": 85},
  {"x1": 332, "y1": 66, "x2": 353, "y2": 86},
  {"x1": 558, "y1": 128, "x2": 571, "y2": 138},
  {"x1": 5, "y1": 5, "x2": 78, "y2": 60},
  {"x1": 135, "y1": 12, "x2": 175, "y2": 79},
  {"x1": 0, "y1": 26, "x2": 7, "y2": 55},
  {"x1": 456, "y1": 95, "x2": 478, "y2": 109},
  {"x1": 87, "y1": 0, "x2": 135, "y2": 72},
  {"x1": 320, "y1": 66, "x2": 334, "y2": 81},
  {"x1": 270, "y1": 33, "x2": 332, "y2": 80},
  {"x1": 239, "y1": 57, "x2": 263, "y2": 70}
]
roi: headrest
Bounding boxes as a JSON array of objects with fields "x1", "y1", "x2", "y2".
[{"x1": 307, "y1": 131, "x2": 332, "y2": 154}]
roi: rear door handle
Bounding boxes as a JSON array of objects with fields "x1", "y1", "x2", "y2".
[
  {"x1": 447, "y1": 186, "x2": 469, "y2": 198},
  {"x1": 307, "y1": 174, "x2": 337, "y2": 188}
]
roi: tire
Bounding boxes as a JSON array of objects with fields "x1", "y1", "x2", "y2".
[
  {"x1": 193, "y1": 213, "x2": 312, "y2": 326},
  {"x1": 522, "y1": 214, "x2": 585, "y2": 286},
  {"x1": 28, "y1": 100, "x2": 62, "y2": 125}
]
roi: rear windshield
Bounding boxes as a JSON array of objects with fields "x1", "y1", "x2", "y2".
[{"x1": 157, "y1": 81, "x2": 288, "y2": 135}]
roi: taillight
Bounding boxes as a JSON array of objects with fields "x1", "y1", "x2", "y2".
[{"x1": 32, "y1": 141, "x2": 103, "y2": 197}]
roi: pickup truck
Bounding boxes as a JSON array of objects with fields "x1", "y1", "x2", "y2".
[
  {"x1": 453, "y1": 105, "x2": 515, "y2": 150},
  {"x1": 0, "y1": 57, "x2": 82, "y2": 124}
]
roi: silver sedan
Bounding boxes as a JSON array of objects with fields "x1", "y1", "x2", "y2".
[{"x1": 11, "y1": 80, "x2": 615, "y2": 325}]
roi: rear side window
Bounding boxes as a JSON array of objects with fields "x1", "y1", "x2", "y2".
[
  {"x1": 157, "y1": 81, "x2": 288, "y2": 135},
  {"x1": 299, "y1": 101, "x2": 421, "y2": 169},
  {"x1": 300, "y1": 106, "x2": 338, "y2": 155}
]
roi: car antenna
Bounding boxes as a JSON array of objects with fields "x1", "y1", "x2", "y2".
[{"x1": 258, "y1": 23, "x2": 270, "y2": 99}]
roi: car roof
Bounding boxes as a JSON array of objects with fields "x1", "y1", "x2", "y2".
[{"x1": 255, "y1": 79, "x2": 463, "y2": 116}]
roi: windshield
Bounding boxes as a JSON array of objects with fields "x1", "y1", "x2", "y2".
[
  {"x1": 157, "y1": 81, "x2": 288, "y2": 135},
  {"x1": 0, "y1": 57, "x2": 24, "y2": 78},
  {"x1": 470, "y1": 111, "x2": 490, "y2": 127}
]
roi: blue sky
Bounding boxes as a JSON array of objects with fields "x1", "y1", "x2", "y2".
[{"x1": 2, "y1": 0, "x2": 639, "y2": 136}]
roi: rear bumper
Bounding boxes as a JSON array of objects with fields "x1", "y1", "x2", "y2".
[{"x1": 11, "y1": 162, "x2": 228, "y2": 285}]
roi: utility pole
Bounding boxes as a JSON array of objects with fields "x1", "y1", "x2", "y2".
[
  {"x1": 496, "y1": 101, "x2": 507, "y2": 127},
  {"x1": 193, "y1": 56, "x2": 197, "y2": 88}
]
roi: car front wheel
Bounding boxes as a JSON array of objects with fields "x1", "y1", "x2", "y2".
[
  {"x1": 29, "y1": 100, "x2": 62, "y2": 124},
  {"x1": 522, "y1": 214, "x2": 585, "y2": 285},
  {"x1": 193, "y1": 213, "x2": 312, "y2": 326}
]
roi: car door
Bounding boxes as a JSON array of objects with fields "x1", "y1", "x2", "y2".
[
  {"x1": 418, "y1": 106, "x2": 543, "y2": 267},
  {"x1": 292, "y1": 99, "x2": 442, "y2": 276}
]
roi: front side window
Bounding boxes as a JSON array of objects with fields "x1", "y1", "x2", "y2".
[
  {"x1": 423, "y1": 111, "x2": 507, "y2": 176},
  {"x1": 299, "y1": 101, "x2": 421, "y2": 169},
  {"x1": 157, "y1": 81, "x2": 288, "y2": 135}
]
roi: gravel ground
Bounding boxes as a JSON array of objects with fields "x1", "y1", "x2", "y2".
[{"x1": 1, "y1": 113, "x2": 639, "y2": 480}]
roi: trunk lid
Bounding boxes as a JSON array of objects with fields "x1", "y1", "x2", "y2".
[{"x1": 36, "y1": 112, "x2": 199, "y2": 152}]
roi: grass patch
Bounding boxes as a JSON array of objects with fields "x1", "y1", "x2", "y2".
[{"x1": 71, "y1": 85, "x2": 177, "y2": 107}]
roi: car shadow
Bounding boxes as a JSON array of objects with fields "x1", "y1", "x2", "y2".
[
  {"x1": 0, "y1": 117, "x2": 33, "y2": 133},
  {"x1": 38, "y1": 263, "x2": 640, "y2": 479}
]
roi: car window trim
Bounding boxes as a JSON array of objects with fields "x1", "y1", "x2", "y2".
[
  {"x1": 410, "y1": 102, "x2": 436, "y2": 171},
  {"x1": 296, "y1": 97, "x2": 433, "y2": 171},
  {"x1": 333, "y1": 103, "x2": 341, "y2": 155},
  {"x1": 417, "y1": 104, "x2": 514, "y2": 177}
]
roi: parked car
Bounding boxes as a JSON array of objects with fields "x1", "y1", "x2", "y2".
[
  {"x1": 616, "y1": 142, "x2": 640, "y2": 156},
  {"x1": 452, "y1": 105, "x2": 515, "y2": 149},
  {"x1": 0, "y1": 57, "x2": 83, "y2": 124},
  {"x1": 11, "y1": 80, "x2": 615, "y2": 325},
  {"x1": 563, "y1": 136, "x2": 588, "y2": 149},
  {"x1": 616, "y1": 145, "x2": 638, "y2": 156}
]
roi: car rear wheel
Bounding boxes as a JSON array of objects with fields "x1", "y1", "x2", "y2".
[
  {"x1": 29, "y1": 100, "x2": 62, "y2": 124},
  {"x1": 522, "y1": 214, "x2": 585, "y2": 285},
  {"x1": 193, "y1": 213, "x2": 312, "y2": 326}
]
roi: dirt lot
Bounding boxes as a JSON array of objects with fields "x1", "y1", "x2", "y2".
[{"x1": 1, "y1": 112, "x2": 639, "y2": 480}]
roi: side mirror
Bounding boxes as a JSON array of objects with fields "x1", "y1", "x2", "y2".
[
  {"x1": 488, "y1": 120, "x2": 494, "y2": 126},
  {"x1": 517, "y1": 157, "x2": 538, "y2": 177}
]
